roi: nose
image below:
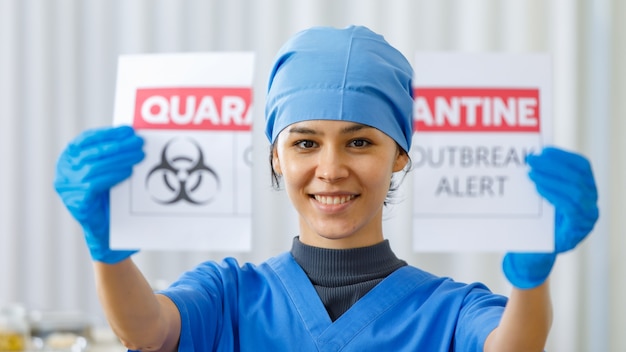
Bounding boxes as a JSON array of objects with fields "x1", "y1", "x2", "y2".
[{"x1": 315, "y1": 146, "x2": 349, "y2": 183}]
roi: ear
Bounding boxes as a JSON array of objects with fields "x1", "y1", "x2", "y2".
[
  {"x1": 272, "y1": 146, "x2": 282, "y2": 175},
  {"x1": 392, "y1": 150, "x2": 409, "y2": 172}
]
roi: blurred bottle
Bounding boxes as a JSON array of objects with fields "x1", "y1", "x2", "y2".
[
  {"x1": 0, "y1": 304, "x2": 29, "y2": 351},
  {"x1": 29, "y1": 310, "x2": 90, "y2": 351}
]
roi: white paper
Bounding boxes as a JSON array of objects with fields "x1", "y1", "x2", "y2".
[
  {"x1": 412, "y1": 53, "x2": 554, "y2": 252},
  {"x1": 110, "y1": 52, "x2": 255, "y2": 251}
]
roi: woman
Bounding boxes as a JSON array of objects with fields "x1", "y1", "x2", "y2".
[{"x1": 54, "y1": 26, "x2": 598, "y2": 351}]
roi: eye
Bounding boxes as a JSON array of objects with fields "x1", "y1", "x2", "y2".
[
  {"x1": 348, "y1": 139, "x2": 370, "y2": 148},
  {"x1": 295, "y1": 140, "x2": 317, "y2": 149}
]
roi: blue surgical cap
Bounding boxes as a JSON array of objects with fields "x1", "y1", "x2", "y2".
[{"x1": 264, "y1": 25, "x2": 414, "y2": 152}]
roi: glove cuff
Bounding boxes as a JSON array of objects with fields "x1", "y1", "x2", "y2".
[
  {"x1": 93, "y1": 249, "x2": 138, "y2": 264},
  {"x1": 502, "y1": 252, "x2": 556, "y2": 289},
  {"x1": 84, "y1": 225, "x2": 138, "y2": 264}
]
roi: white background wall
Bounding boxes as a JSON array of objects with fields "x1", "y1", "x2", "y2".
[{"x1": 0, "y1": 1, "x2": 623, "y2": 351}]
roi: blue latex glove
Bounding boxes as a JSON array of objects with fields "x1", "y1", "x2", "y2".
[
  {"x1": 54, "y1": 125, "x2": 145, "y2": 264},
  {"x1": 503, "y1": 147, "x2": 599, "y2": 289}
]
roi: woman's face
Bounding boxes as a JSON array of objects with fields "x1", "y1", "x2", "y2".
[{"x1": 273, "y1": 120, "x2": 408, "y2": 249}]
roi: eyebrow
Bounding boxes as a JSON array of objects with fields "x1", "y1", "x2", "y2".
[{"x1": 287, "y1": 123, "x2": 372, "y2": 135}]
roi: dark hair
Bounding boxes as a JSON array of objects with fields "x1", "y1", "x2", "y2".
[{"x1": 268, "y1": 143, "x2": 412, "y2": 205}]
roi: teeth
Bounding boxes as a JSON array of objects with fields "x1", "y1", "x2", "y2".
[{"x1": 314, "y1": 195, "x2": 355, "y2": 205}]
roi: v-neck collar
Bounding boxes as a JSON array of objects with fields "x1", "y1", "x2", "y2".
[{"x1": 267, "y1": 252, "x2": 428, "y2": 350}]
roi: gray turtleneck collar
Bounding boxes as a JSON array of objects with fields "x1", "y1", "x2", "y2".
[{"x1": 290, "y1": 237, "x2": 407, "y2": 321}]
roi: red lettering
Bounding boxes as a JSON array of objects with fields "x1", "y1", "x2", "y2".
[
  {"x1": 133, "y1": 87, "x2": 253, "y2": 131},
  {"x1": 413, "y1": 88, "x2": 540, "y2": 132}
]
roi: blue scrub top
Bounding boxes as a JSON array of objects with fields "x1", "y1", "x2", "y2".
[{"x1": 158, "y1": 253, "x2": 506, "y2": 351}]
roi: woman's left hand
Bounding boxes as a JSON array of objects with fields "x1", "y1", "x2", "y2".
[{"x1": 502, "y1": 147, "x2": 599, "y2": 289}]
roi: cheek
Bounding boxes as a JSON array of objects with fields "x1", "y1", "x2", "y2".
[
  {"x1": 281, "y1": 162, "x2": 310, "y2": 188},
  {"x1": 275, "y1": 152, "x2": 308, "y2": 187},
  {"x1": 370, "y1": 165, "x2": 394, "y2": 188},
  {"x1": 358, "y1": 157, "x2": 395, "y2": 189}
]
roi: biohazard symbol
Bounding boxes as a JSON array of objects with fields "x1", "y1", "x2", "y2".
[{"x1": 145, "y1": 138, "x2": 220, "y2": 205}]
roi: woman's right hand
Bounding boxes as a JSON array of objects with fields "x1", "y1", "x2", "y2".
[{"x1": 54, "y1": 125, "x2": 145, "y2": 263}]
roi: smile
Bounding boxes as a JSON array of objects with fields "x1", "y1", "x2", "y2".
[{"x1": 313, "y1": 195, "x2": 357, "y2": 205}]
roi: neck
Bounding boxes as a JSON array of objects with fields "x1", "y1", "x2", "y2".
[
  {"x1": 298, "y1": 227, "x2": 385, "y2": 249},
  {"x1": 298, "y1": 212, "x2": 385, "y2": 249}
]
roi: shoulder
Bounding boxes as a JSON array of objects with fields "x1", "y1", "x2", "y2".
[
  {"x1": 163, "y1": 253, "x2": 291, "y2": 294},
  {"x1": 398, "y1": 265, "x2": 507, "y2": 307}
]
